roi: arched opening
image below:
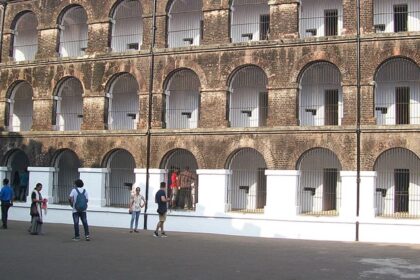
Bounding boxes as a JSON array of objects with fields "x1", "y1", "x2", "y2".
[
  {"x1": 374, "y1": 0, "x2": 419, "y2": 33},
  {"x1": 12, "y1": 12, "x2": 38, "y2": 61},
  {"x1": 299, "y1": 62, "x2": 343, "y2": 126},
  {"x1": 167, "y1": 0, "x2": 203, "y2": 48},
  {"x1": 164, "y1": 69, "x2": 200, "y2": 129},
  {"x1": 230, "y1": 0, "x2": 270, "y2": 43},
  {"x1": 106, "y1": 73, "x2": 139, "y2": 130},
  {"x1": 227, "y1": 148, "x2": 266, "y2": 213},
  {"x1": 58, "y1": 6, "x2": 88, "y2": 57},
  {"x1": 160, "y1": 149, "x2": 198, "y2": 211},
  {"x1": 374, "y1": 148, "x2": 420, "y2": 218},
  {"x1": 374, "y1": 58, "x2": 420, "y2": 125},
  {"x1": 53, "y1": 77, "x2": 84, "y2": 131},
  {"x1": 5, "y1": 149, "x2": 29, "y2": 202},
  {"x1": 228, "y1": 65, "x2": 268, "y2": 127},
  {"x1": 299, "y1": 0, "x2": 343, "y2": 38},
  {"x1": 297, "y1": 148, "x2": 342, "y2": 215},
  {"x1": 104, "y1": 149, "x2": 136, "y2": 207},
  {"x1": 110, "y1": 0, "x2": 143, "y2": 52},
  {"x1": 52, "y1": 149, "x2": 80, "y2": 204},
  {"x1": 6, "y1": 81, "x2": 33, "y2": 132}
]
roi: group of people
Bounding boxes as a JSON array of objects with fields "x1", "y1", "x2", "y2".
[{"x1": 169, "y1": 167, "x2": 197, "y2": 210}]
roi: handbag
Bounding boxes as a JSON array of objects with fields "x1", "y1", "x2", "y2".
[
  {"x1": 35, "y1": 216, "x2": 43, "y2": 224},
  {"x1": 30, "y1": 203, "x2": 38, "y2": 216}
]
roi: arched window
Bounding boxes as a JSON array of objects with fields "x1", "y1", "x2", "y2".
[
  {"x1": 6, "y1": 82, "x2": 33, "y2": 132},
  {"x1": 104, "y1": 149, "x2": 136, "y2": 207},
  {"x1": 106, "y1": 73, "x2": 139, "y2": 130},
  {"x1": 12, "y1": 12, "x2": 38, "y2": 61},
  {"x1": 227, "y1": 148, "x2": 266, "y2": 213},
  {"x1": 53, "y1": 77, "x2": 84, "y2": 131},
  {"x1": 299, "y1": 0, "x2": 343, "y2": 38},
  {"x1": 52, "y1": 149, "x2": 80, "y2": 204},
  {"x1": 161, "y1": 149, "x2": 198, "y2": 211},
  {"x1": 164, "y1": 69, "x2": 200, "y2": 129},
  {"x1": 5, "y1": 149, "x2": 30, "y2": 202},
  {"x1": 374, "y1": 0, "x2": 419, "y2": 33},
  {"x1": 167, "y1": 0, "x2": 203, "y2": 48},
  {"x1": 58, "y1": 6, "x2": 88, "y2": 57},
  {"x1": 110, "y1": 0, "x2": 143, "y2": 52},
  {"x1": 230, "y1": 0, "x2": 270, "y2": 43},
  {"x1": 228, "y1": 66, "x2": 268, "y2": 127},
  {"x1": 374, "y1": 148, "x2": 420, "y2": 218},
  {"x1": 374, "y1": 58, "x2": 420, "y2": 125},
  {"x1": 297, "y1": 148, "x2": 341, "y2": 216},
  {"x1": 299, "y1": 62, "x2": 343, "y2": 126}
]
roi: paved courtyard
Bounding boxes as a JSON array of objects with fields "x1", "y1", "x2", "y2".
[{"x1": 1, "y1": 221, "x2": 420, "y2": 280}]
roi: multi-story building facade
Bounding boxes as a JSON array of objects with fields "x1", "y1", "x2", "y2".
[{"x1": 0, "y1": 0, "x2": 419, "y2": 243}]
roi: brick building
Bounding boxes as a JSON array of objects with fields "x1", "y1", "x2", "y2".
[{"x1": 0, "y1": 0, "x2": 419, "y2": 243}]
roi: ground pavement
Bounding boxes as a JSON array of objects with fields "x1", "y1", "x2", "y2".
[{"x1": 1, "y1": 221, "x2": 420, "y2": 280}]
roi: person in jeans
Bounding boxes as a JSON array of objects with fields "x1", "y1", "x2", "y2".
[
  {"x1": 154, "y1": 182, "x2": 169, "y2": 237},
  {"x1": 68, "y1": 179, "x2": 90, "y2": 241},
  {"x1": 129, "y1": 187, "x2": 145, "y2": 233},
  {"x1": 0, "y1": 178, "x2": 14, "y2": 229}
]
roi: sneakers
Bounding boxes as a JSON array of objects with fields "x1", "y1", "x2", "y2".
[
  {"x1": 161, "y1": 232, "x2": 168, "y2": 237},
  {"x1": 153, "y1": 231, "x2": 159, "y2": 237},
  {"x1": 85, "y1": 236, "x2": 90, "y2": 241},
  {"x1": 72, "y1": 237, "x2": 80, "y2": 241}
]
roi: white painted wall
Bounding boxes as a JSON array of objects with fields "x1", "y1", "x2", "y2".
[{"x1": 374, "y1": 0, "x2": 420, "y2": 32}]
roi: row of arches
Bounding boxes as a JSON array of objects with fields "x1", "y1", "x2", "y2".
[
  {"x1": 5, "y1": 57, "x2": 419, "y2": 131},
  {"x1": 3, "y1": 146, "x2": 420, "y2": 216},
  {"x1": 8, "y1": 0, "x2": 420, "y2": 61}
]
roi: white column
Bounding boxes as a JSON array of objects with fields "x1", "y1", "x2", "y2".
[
  {"x1": 265, "y1": 170, "x2": 299, "y2": 218},
  {"x1": 195, "y1": 169, "x2": 230, "y2": 215},
  {"x1": 0, "y1": 167, "x2": 10, "y2": 182},
  {"x1": 340, "y1": 171, "x2": 358, "y2": 218},
  {"x1": 78, "y1": 168, "x2": 108, "y2": 208},
  {"x1": 359, "y1": 171, "x2": 376, "y2": 219},
  {"x1": 134, "y1": 168, "x2": 166, "y2": 213},
  {"x1": 27, "y1": 167, "x2": 55, "y2": 204}
]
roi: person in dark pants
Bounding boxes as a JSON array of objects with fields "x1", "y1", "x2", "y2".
[
  {"x1": 154, "y1": 182, "x2": 169, "y2": 237},
  {"x1": 0, "y1": 178, "x2": 14, "y2": 229},
  {"x1": 68, "y1": 179, "x2": 90, "y2": 241}
]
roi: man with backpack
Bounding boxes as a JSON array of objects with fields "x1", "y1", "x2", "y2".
[{"x1": 68, "y1": 179, "x2": 90, "y2": 241}]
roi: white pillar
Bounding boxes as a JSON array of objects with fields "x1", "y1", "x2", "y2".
[
  {"x1": 265, "y1": 170, "x2": 299, "y2": 218},
  {"x1": 195, "y1": 169, "x2": 230, "y2": 215},
  {"x1": 0, "y1": 167, "x2": 9, "y2": 182},
  {"x1": 359, "y1": 171, "x2": 376, "y2": 219},
  {"x1": 27, "y1": 167, "x2": 55, "y2": 204},
  {"x1": 340, "y1": 171, "x2": 358, "y2": 218},
  {"x1": 134, "y1": 168, "x2": 166, "y2": 213},
  {"x1": 78, "y1": 168, "x2": 108, "y2": 208}
]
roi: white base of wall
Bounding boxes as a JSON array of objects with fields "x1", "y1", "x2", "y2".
[{"x1": 11, "y1": 203, "x2": 420, "y2": 244}]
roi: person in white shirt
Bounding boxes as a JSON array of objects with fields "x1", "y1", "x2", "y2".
[
  {"x1": 128, "y1": 187, "x2": 145, "y2": 233},
  {"x1": 68, "y1": 179, "x2": 90, "y2": 241}
]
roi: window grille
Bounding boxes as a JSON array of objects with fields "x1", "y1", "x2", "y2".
[
  {"x1": 374, "y1": 58, "x2": 420, "y2": 125},
  {"x1": 228, "y1": 66, "x2": 268, "y2": 127},
  {"x1": 374, "y1": 148, "x2": 420, "y2": 219},
  {"x1": 230, "y1": 0, "x2": 270, "y2": 43},
  {"x1": 111, "y1": 0, "x2": 143, "y2": 52},
  {"x1": 12, "y1": 12, "x2": 38, "y2": 61},
  {"x1": 7, "y1": 82, "x2": 33, "y2": 132},
  {"x1": 374, "y1": 0, "x2": 420, "y2": 33},
  {"x1": 167, "y1": 0, "x2": 203, "y2": 48},
  {"x1": 59, "y1": 6, "x2": 88, "y2": 57},
  {"x1": 299, "y1": 62, "x2": 343, "y2": 126},
  {"x1": 164, "y1": 69, "x2": 200, "y2": 129},
  {"x1": 54, "y1": 78, "x2": 84, "y2": 131},
  {"x1": 6, "y1": 150, "x2": 29, "y2": 202},
  {"x1": 299, "y1": 0, "x2": 343, "y2": 38},
  {"x1": 162, "y1": 149, "x2": 199, "y2": 211},
  {"x1": 298, "y1": 148, "x2": 342, "y2": 216},
  {"x1": 53, "y1": 150, "x2": 80, "y2": 204},
  {"x1": 107, "y1": 74, "x2": 139, "y2": 130},
  {"x1": 227, "y1": 148, "x2": 267, "y2": 213},
  {"x1": 105, "y1": 150, "x2": 136, "y2": 207}
]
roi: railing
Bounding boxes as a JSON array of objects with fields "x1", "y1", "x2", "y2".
[
  {"x1": 9, "y1": 113, "x2": 32, "y2": 132},
  {"x1": 108, "y1": 110, "x2": 138, "y2": 130},
  {"x1": 374, "y1": 3, "x2": 420, "y2": 33},
  {"x1": 167, "y1": 27, "x2": 201, "y2": 48},
  {"x1": 299, "y1": 104, "x2": 341, "y2": 126},
  {"x1": 111, "y1": 33, "x2": 142, "y2": 52},
  {"x1": 229, "y1": 106, "x2": 267, "y2": 127},
  {"x1": 165, "y1": 108, "x2": 198, "y2": 129},
  {"x1": 231, "y1": 20, "x2": 269, "y2": 43},
  {"x1": 13, "y1": 43, "x2": 38, "y2": 61},
  {"x1": 55, "y1": 184, "x2": 74, "y2": 205},
  {"x1": 56, "y1": 112, "x2": 83, "y2": 131},
  {"x1": 300, "y1": 10, "x2": 342, "y2": 38},
  {"x1": 375, "y1": 101, "x2": 420, "y2": 125},
  {"x1": 60, "y1": 39, "x2": 88, "y2": 58}
]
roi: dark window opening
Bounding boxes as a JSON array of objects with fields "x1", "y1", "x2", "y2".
[
  {"x1": 396, "y1": 87, "x2": 410, "y2": 125},
  {"x1": 324, "y1": 9, "x2": 338, "y2": 36},
  {"x1": 394, "y1": 4, "x2": 408, "y2": 32},
  {"x1": 325, "y1": 89, "x2": 338, "y2": 125},
  {"x1": 394, "y1": 169, "x2": 409, "y2": 213},
  {"x1": 323, "y1": 168, "x2": 337, "y2": 211}
]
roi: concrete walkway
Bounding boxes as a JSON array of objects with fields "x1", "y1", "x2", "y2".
[{"x1": 1, "y1": 221, "x2": 420, "y2": 280}]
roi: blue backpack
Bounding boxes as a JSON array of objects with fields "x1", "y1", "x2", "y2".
[{"x1": 75, "y1": 188, "x2": 88, "y2": 212}]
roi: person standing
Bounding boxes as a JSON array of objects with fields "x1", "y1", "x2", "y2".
[
  {"x1": 169, "y1": 169, "x2": 180, "y2": 209},
  {"x1": 0, "y1": 178, "x2": 14, "y2": 229},
  {"x1": 129, "y1": 187, "x2": 145, "y2": 233},
  {"x1": 29, "y1": 183, "x2": 44, "y2": 235},
  {"x1": 18, "y1": 168, "x2": 29, "y2": 202},
  {"x1": 179, "y1": 167, "x2": 196, "y2": 210},
  {"x1": 68, "y1": 179, "x2": 90, "y2": 241},
  {"x1": 154, "y1": 182, "x2": 169, "y2": 237}
]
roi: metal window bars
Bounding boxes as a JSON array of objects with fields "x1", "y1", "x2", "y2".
[{"x1": 374, "y1": 1, "x2": 420, "y2": 33}]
